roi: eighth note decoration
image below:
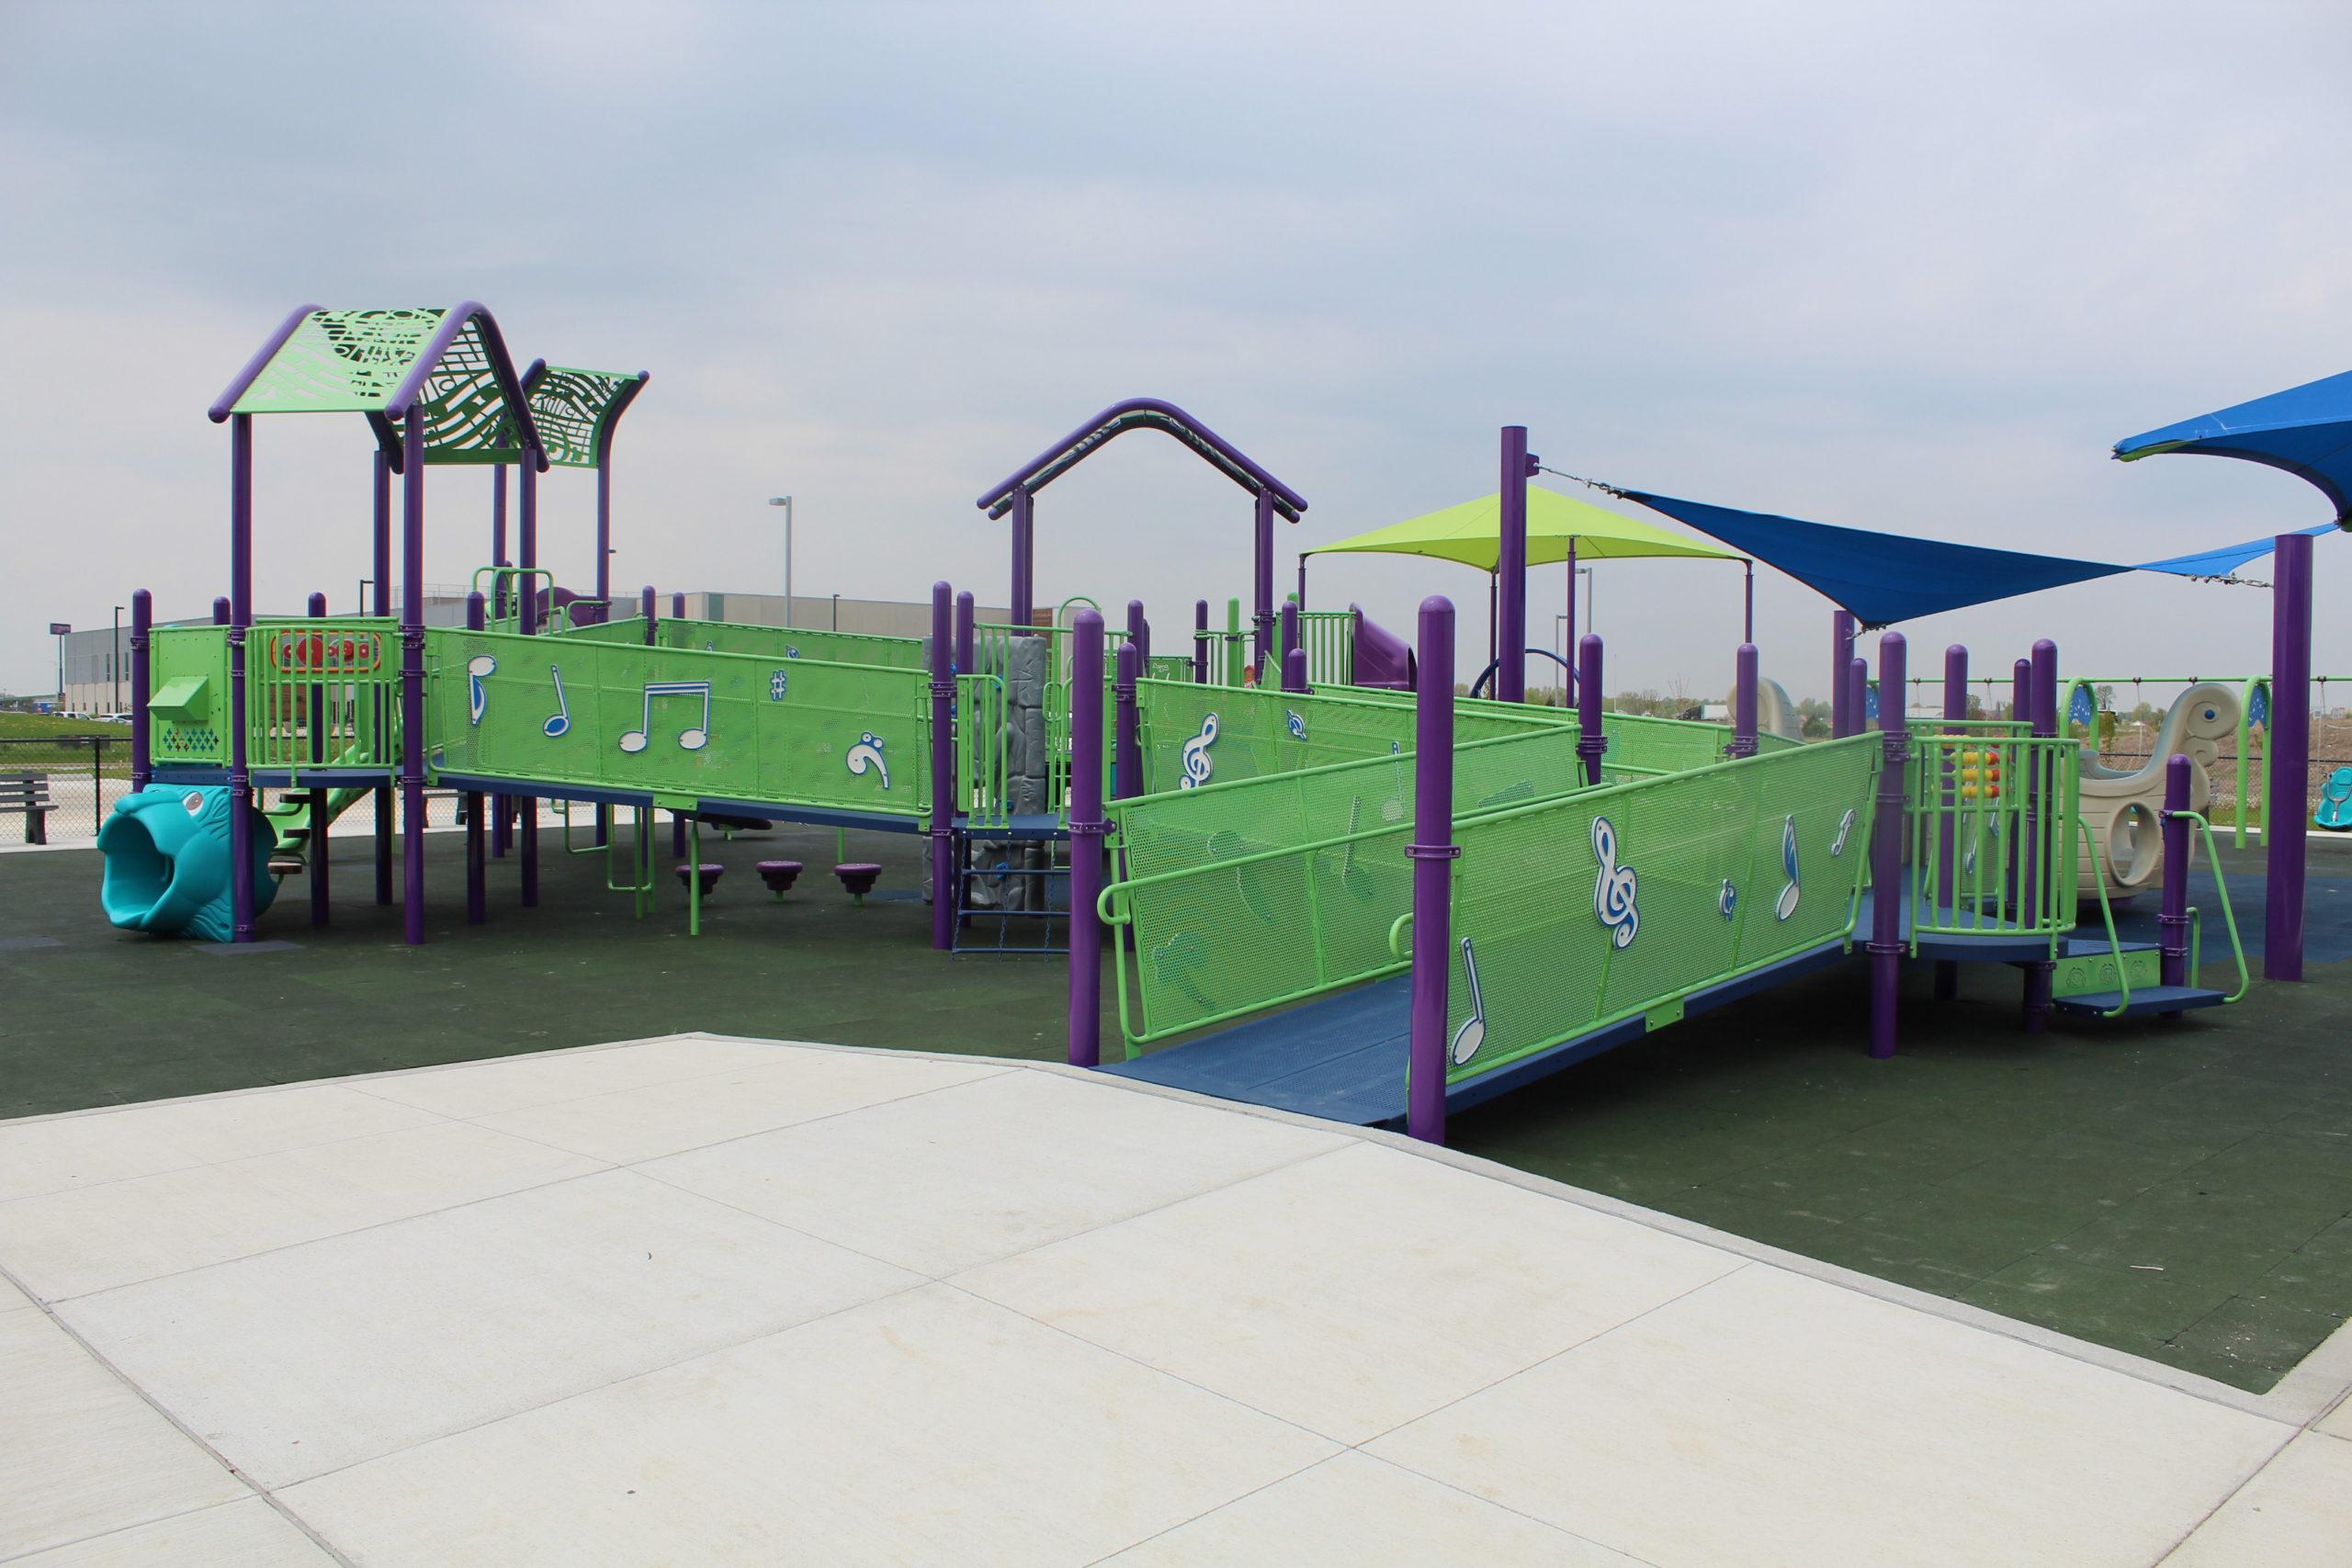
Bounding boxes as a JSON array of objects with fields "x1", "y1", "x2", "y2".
[{"x1": 619, "y1": 681, "x2": 711, "y2": 753}]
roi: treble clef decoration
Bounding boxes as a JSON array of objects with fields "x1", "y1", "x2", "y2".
[
  {"x1": 1179, "y1": 712, "x2": 1219, "y2": 790},
  {"x1": 1591, "y1": 816, "x2": 1639, "y2": 949},
  {"x1": 1775, "y1": 813, "x2": 1802, "y2": 921}
]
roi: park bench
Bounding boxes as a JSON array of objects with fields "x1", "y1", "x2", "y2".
[{"x1": 2, "y1": 773, "x2": 56, "y2": 845}]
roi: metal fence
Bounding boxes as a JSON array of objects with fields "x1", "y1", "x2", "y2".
[{"x1": 0, "y1": 735, "x2": 129, "y2": 843}]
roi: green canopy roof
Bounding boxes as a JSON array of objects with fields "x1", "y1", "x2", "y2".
[{"x1": 1305, "y1": 486, "x2": 1747, "y2": 571}]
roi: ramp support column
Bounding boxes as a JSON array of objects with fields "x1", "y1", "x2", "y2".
[
  {"x1": 1728, "y1": 643, "x2": 1758, "y2": 761},
  {"x1": 1576, "y1": 635, "x2": 1606, "y2": 786},
  {"x1": 1869, "y1": 632, "x2": 1907, "y2": 1059},
  {"x1": 1068, "y1": 609, "x2": 1107, "y2": 1067},
  {"x1": 1407, "y1": 596, "x2": 1459, "y2": 1145},
  {"x1": 2267, "y1": 531, "x2": 2312, "y2": 980},
  {"x1": 2021, "y1": 640, "x2": 2059, "y2": 1031},
  {"x1": 2160, "y1": 754, "x2": 2192, "y2": 1010}
]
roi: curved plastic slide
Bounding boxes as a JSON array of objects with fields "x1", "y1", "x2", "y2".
[{"x1": 99, "y1": 786, "x2": 279, "y2": 942}]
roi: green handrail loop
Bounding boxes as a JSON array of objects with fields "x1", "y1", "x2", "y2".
[{"x1": 2171, "y1": 810, "x2": 2250, "y2": 1002}]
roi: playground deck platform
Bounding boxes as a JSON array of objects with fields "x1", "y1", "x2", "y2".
[
  {"x1": 2, "y1": 1033, "x2": 2346, "y2": 1565},
  {"x1": 3, "y1": 828, "x2": 2350, "y2": 1406}
]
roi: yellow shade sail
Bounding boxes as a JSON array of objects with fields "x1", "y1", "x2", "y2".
[{"x1": 1305, "y1": 486, "x2": 1747, "y2": 571}]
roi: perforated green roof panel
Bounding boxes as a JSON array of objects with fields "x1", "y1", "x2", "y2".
[
  {"x1": 229, "y1": 308, "x2": 533, "y2": 466},
  {"x1": 526, "y1": 367, "x2": 646, "y2": 468}
]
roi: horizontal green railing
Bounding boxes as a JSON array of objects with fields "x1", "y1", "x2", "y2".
[{"x1": 660, "y1": 617, "x2": 928, "y2": 671}]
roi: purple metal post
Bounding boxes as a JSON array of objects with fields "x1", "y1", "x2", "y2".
[
  {"x1": 671, "y1": 591, "x2": 685, "y2": 621},
  {"x1": 1729, "y1": 643, "x2": 1758, "y2": 759},
  {"x1": 399, "y1": 406, "x2": 427, "y2": 946},
  {"x1": 464, "y1": 591, "x2": 487, "y2": 927},
  {"x1": 492, "y1": 465, "x2": 509, "y2": 619},
  {"x1": 594, "y1": 457, "x2": 611, "y2": 603},
  {"x1": 1743, "y1": 561, "x2": 1755, "y2": 644},
  {"x1": 307, "y1": 591, "x2": 330, "y2": 928},
  {"x1": 2021, "y1": 638, "x2": 2059, "y2": 1032},
  {"x1": 2006, "y1": 657, "x2": 2030, "y2": 907},
  {"x1": 640, "y1": 584, "x2": 657, "y2": 642},
  {"x1": 1831, "y1": 611, "x2": 1857, "y2": 736},
  {"x1": 1564, "y1": 542, "x2": 1578, "y2": 697},
  {"x1": 1279, "y1": 600, "x2": 1300, "y2": 686},
  {"x1": 1284, "y1": 646, "x2": 1308, "y2": 695},
  {"x1": 129, "y1": 590, "x2": 152, "y2": 792},
  {"x1": 955, "y1": 591, "x2": 975, "y2": 676},
  {"x1": 2266, "y1": 531, "x2": 2312, "y2": 981},
  {"x1": 1253, "y1": 489, "x2": 1276, "y2": 670},
  {"x1": 1114, "y1": 644, "x2": 1140, "y2": 800},
  {"x1": 371, "y1": 452, "x2": 392, "y2": 906},
  {"x1": 1406, "y1": 595, "x2": 1458, "y2": 1145},
  {"x1": 1868, "y1": 631, "x2": 1908, "y2": 1059},
  {"x1": 212, "y1": 596, "x2": 231, "y2": 626},
  {"x1": 1193, "y1": 599, "x2": 1209, "y2": 683},
  {"x1": 1934, "y1": 644, "x2": 1967, "y2": 1000},
  {"x1": 228, "y1": 413, "x2": 255, "y2": 943},
  {"x1": 1576, "y1": 635, "x2": 1606, "y2": 785},
  {"x1": 2159, "y1": 754, "x2": 2192, "y2": 998},
  {"x1": 1067, "y1": 609, "x2": 1107, "y2": 1066},
  {"x1": 516, "y1": 462, "x2": 539, "y2": 908},
  {"x1": 1126, "y1": 599, "x2": 1146, "y2": 668},
  {"x1": 1497, "y1": 426, "x2": 1530, "y2": 704},
  {"x1": 1009, "y1": 487, "x2": 1035, "y2": 631},
  {"x1": 1847, "y1": 655, "x2": 1869, "y2": 738},
  {"x1": 930, "y1": 581, "x2": 956, "y2": 952}
]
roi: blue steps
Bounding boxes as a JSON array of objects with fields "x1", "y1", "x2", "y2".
[{"x1": 2052, "y1": 985, "x2": 2228, "y2": 1018}]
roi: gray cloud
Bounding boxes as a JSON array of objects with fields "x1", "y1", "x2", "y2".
[{"x1": 4, "y1": 0, "x2": 2347, "y2": 700}]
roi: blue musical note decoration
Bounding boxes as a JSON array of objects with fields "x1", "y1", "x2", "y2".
[
  {"x1": 1775, "y1": 813, "x2": 1802, "y2": 921},
  {"x1": 1449, "y1": 937, "x2": 1487, "y2": 1066},
  {"x1": 1179, "y1": 712, "x2": 1219, "y2": 790},
  {"x1": 1285, "y1": 710, "x2": 1306, "y2": 740},
  {"x1": 846, "y1": 732, "x2": 890, "y2": 789},
  {"x1": 1719, "y1": 880, "x2": 1738, "y2": 920},
  {"x1": 769, "y1": 670, "x2": 789, "y2": 701},
  {"x1": 1831, "y1": 807, "x2": 1857, "y2": 857},
  {"x1": 619, "y1": 681, "x2": 710, "y2": 753},
  {"x1": 466, "y1": 655, "x2": 496, "y2": 727},
  {"x1": 542, "y1": 666, "x2": 571, "y2": 738},
  {"x1": 1591, "y1": 816, "x2": 1639, "y2": 948}
]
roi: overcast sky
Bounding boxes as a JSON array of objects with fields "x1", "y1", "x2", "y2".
[{"x1": 5, "y1": 0, "x2": 2347, "y2": 703}]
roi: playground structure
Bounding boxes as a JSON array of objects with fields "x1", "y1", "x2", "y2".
[{"x1": 93, "y1": 315, "x2": 2329, "y2": 1146}]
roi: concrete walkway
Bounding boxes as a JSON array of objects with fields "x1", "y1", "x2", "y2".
[{"x1": 0, "y1": 1035, "x2": 2346, "y2": 1566}]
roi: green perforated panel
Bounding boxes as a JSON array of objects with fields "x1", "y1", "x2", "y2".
[
  {"x1": 231, "y1": 309, "x2": 530, "y2": 466},
  {"x1": 1440, "y1": 736, "x2": 1879, "y2": 1087},
  {"x1": 526, "y1": 367, "x2": 637, "y2": 469},
  {"x1": 426, "y1": 629, "x2": 930, "y2": 818},
  {"x1": 148, "y1": 626, "x2": 230, "y2": 764}
]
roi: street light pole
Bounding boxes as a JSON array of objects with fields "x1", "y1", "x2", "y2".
[{"x1": 767, "y1": 495, "x2": 793, "y2": 626}]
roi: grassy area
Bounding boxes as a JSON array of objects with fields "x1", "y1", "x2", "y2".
[{"x1": 0, "y1": 714, "x2": 130, "y2": 740}]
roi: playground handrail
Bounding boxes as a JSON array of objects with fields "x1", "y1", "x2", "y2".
[
  {"x1": 2171, "y1": 810, "x2": 2251, "y2": 1003},
  {"x1": 2073, "y1": 813, "x2": 2132, "y2": 1019}
]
